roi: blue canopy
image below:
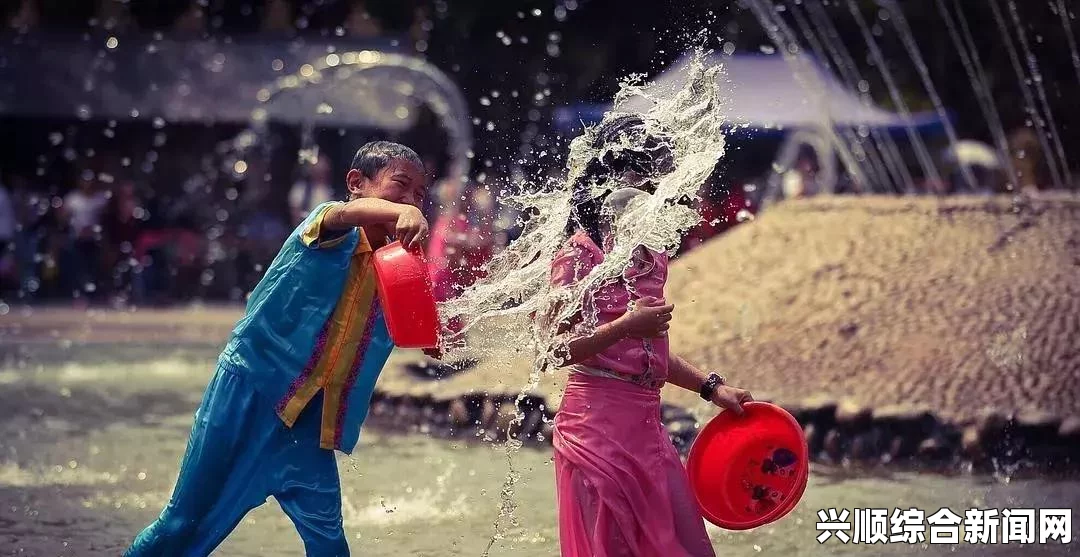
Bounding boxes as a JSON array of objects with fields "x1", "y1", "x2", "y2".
[{"x1": 554, "y1": 52, "x2": 946, "y2": 136}]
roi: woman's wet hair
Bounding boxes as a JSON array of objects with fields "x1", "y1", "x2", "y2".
[
  {"x1": 350, "y1": 141, "x2": 424, "y2": 179},
  {"x1": 568, "y1": 113, "x2": 675, "y2": 246}
]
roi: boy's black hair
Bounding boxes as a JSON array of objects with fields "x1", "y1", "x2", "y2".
[
  {"x1": 568, "y1": 113, "x2": 675, "y2": 246},
  {"x1": 350, "y1": 141, "x2": 424, "y2": 178}
]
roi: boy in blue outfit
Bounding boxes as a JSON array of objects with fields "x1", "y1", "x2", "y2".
[{"x1": 126, "y1": 141, "x2": 435, "y2": 556}]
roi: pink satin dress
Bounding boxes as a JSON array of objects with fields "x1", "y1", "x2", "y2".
[{"x1": 550, "y1": 232, "x2": 715, "y2": 557}]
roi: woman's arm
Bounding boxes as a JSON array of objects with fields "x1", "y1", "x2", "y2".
[
  {"x1": 556, "y1": 318, "x2": 629, "y2": 366},
  {"x1": 551, "y1": 297, "x2": 673, "y2": 366},
  {"x1": 667, "y1": 352, "x2": 753, "y2": 416},
  {"x1": 666, "y1": 352, "x2": 709, "y2": 392}
]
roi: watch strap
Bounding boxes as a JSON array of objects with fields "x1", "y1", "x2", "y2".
[{"x1": 700, "y1": 372, "x2": 725, "y2": 401}]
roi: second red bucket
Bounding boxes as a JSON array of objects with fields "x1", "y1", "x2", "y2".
[
  {"x1": 372, "y1": 241, "x2": 441, "y2": 349},
  {"x1": 685, "y1": 402, "x2": 809, "y2": 531}
]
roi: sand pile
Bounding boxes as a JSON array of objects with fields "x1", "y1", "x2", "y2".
[{"x1": 662, "y1": 193, "x2": 1080, "y2": 423}]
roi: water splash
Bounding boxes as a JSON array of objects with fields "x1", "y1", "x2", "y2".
[
  {"x1": 443, "y1": 50, "x2": 729, "y2": 552},
  {"x1": 440, "y1": 50, "x2": 727, "y2": 369}
]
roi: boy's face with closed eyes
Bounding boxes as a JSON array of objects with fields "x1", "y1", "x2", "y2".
[{"x1": 346, "y1": 158, "x2": 427, "y2": 210}]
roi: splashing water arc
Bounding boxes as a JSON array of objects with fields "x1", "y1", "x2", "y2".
[{"x1": 440, "y1": 51, "x2": 730, "y2": 372}]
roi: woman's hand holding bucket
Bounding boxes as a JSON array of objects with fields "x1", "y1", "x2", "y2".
[{"x1": 710, "y1": 384, "x2": 754, "y2": 417}]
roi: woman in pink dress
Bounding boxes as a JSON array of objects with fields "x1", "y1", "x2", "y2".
[{"x1": 547, "y1": 114, "x2": 754, "y2": 557}]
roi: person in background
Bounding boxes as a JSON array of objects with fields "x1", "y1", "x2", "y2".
[
  {"x1": 344, "y1": 0, "x2": 382, "y2": 38},
  {"x1": 0, "y1": 172, "x2": 17, "y2": 294},
  {"x1": 426, "y1": 178, "x2": 462, "y2": 301},
  {"x1": 427, "y1": 182, "x2": 496, "y2": 309},
  {"x1": 5, "y1": 0, "x2": 39, "y2": 30},
  {"x1": 19, "y1": 178, "x2": 68, "y2": 299},
  {"x1": 780, "y1": 151, "x2": 820, "y2": 199},
  {"x1": 681, "y1": 182, "x2": 756, "y2": 254},
  {"x1": 169, "y1": 214, "x2": 206, "y2": 303},
  {"x1": 6, "y1": 174, "x2": 39, "y2": 298},
  {"x1": 172, "y1": 0, "x2": 207, "y2": 35},
  {"x1": 289, "y1": 156, "x2": 336, "y2": 226},
  {"x1": 260, "y1": 0, "x2": 295, "y2": 34},
  {"x1": 63, "y1": 168, "x2": 108, "y2": 303},
  {"x1": 103, "y1": 179, "x2": 143, "y2": 304}
]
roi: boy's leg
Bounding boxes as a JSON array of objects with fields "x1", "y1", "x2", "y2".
[
  {"x1": 125, "y1": 365, "x2": 267, "y2": 557},
  {"x1": 272, "y1": 392, "x2": 350, "y2": 556},
  {"x1": 276, "y1": 459, "x2": 349, "y2": 557}
]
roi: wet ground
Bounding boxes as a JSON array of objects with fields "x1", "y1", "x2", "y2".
[{"x1": 0, "y1": 335, "x2": 1076, "y2": 556}]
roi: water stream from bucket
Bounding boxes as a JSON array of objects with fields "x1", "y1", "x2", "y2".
[{"x1": 436, "y1": 51, "x2": 729, "y2": 553}]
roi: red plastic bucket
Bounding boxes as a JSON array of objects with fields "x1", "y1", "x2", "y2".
[
  {"x1": 372, "y1": 241, "x2": 441, "y2": 349},
  {"x1": 686, "y1": 402, "x2": 809, "y2": 530}
]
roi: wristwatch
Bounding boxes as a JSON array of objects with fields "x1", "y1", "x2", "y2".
[{"x1": 700, "y1": 372, "x2": 726, "y2": 401}]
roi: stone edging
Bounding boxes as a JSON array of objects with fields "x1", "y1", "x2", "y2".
[{"x1": 365, "y1": 389, "x2": 1080, "y2": 476}]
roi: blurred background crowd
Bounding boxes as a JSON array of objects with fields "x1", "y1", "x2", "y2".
[{"x1": 1, "y1": 0, "x2": 1077, "y2": 308}]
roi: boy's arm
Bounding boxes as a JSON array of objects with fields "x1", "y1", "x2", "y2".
[
  {"x1": 322, "y1": 198, "x2": 409, "y2": 229},
  {"x1": 322, "y1": 198, "x2": 428, "y2": 249},
  {"x1": 667, "y1": 352, "x2": 753, "y2": 416}
]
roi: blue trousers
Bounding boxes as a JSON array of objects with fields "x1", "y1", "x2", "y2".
[{"x1": 125, "y1": 363, "x2": 349, "y2": 557}]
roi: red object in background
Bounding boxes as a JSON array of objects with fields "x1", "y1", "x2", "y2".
[
  {"x1": 373, "y1": 241, "x2": 441, "y2": 349},
  {"x1": 686, "y1": 402, "x2": 809, "y2": 530},
  {"x1": 683, "y1": 188, "x2": 756, "y2": 253},
  {"x1": 426, "y1": 214, "x2": 493, "y2": 300}
]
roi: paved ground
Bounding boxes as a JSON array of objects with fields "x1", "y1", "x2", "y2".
[{"x1": 0, "y1": 341, "x2": 1076, "y2": 557}]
